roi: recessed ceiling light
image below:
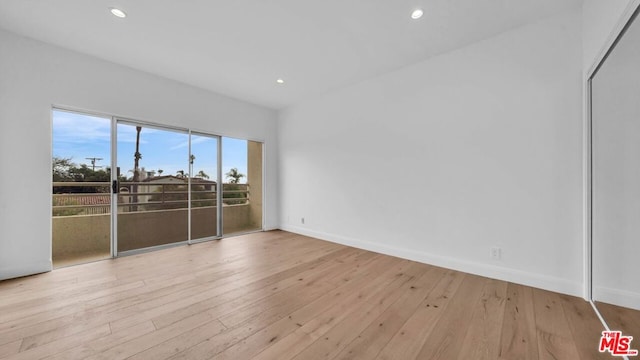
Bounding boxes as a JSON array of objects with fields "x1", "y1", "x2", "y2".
[
  {"x1": 411, "y1": 8, "x2": 424, "y2": 20},
  {"x1": 109, "y1": 7, "x2": 127, "y2": 18},
  {"x1": 276, "y1": 79, "x2": 285, "y2": 84}
]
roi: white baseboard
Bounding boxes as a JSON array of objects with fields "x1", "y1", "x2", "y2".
[
  {"x1": 280, "y1": 224, "x2": 583, "y2": 298},
  {"x1": 594, "y1": 286, "x2": 640, "y2": 311},
  {"x1": 0, "y1": 260, "x2": 52, "y2": 281}
]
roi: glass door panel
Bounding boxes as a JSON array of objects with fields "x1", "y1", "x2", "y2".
[
  {"x1": 52, "y1": 109, "x2": 111, "y2": 267},
  {"x1": 222, "y1": 137, "x2": 263, "y2": 235},
  {"x1": 190, "y1": 133, "x2": 220, "y2": 241},
  {"x1": 116, "y1": 122, "x2": 189, "y2": 252}
]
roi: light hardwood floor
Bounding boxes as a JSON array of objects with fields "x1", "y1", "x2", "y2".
[{"x1": 0, "y1": 230, "x2": 620, "y2": 359}]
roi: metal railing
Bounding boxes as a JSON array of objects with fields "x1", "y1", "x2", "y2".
[{"x1": 52, "y1": 181, "x2": 250, "y2": 216}]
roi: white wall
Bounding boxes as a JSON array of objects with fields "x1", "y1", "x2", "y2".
[
  {"x1": 278, "y1": 10, "x2": 584, "y2": 296},
  {"x1": 0, "y1": 29, "x2": 278, "y2": 280}
]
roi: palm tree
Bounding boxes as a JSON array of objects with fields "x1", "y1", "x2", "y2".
[
  {"x1": 189, "y1": 155, "x2": 196, "y2": 180},
  {"x1": 196, "y1": 170, "x2": 209, "y2": 179},
  {"x1": 225, "y1": 168, "x2": 245, "y2": 184},
  {"x1": 133, "y1": 126, "x2": 142, "y2": 181},
  {"x1": 157, "y1": 169, "x2": 163, "y2": 175},
  {"x1": 131, "y1": 126, "x2": 142, "y2": 211},
  {"x1": 176, "y1": 170, "x2": 185, "y2": 178}
]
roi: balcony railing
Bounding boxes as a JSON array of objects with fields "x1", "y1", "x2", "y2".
[
  {"x1": 52, "y1": 182, "x2": 259, "y2": 267},
  {"x1": 52, "y1": 181, "x2": 250, "y2": 216}
]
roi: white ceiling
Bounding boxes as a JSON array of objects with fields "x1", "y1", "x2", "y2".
[{"x1": 0, "y1": 0, "x2": 581, "y2": 109}]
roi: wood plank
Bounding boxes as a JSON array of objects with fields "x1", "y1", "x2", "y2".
[
  {"x1": 45, "y1": 321, "x2": 157, "y2": 360},
  {"x1": 0, "y1": 233, "x2": 328, "y2": 337},
  {"x1": 218, "y1": 261, "x2": 425, "y2": 360},
  {"x1": 498, "y1": 283, "x2": 539, "y2": 359},
  {"x1": 85, "y1": 314, "x2": 225, "y2": 360},
  {"x1": 456, "y1": 278, "x2": 508, "y2": 360},
  {"x1": 126, "y1": 250, "x2": 376, "y2": 359},
  {"x1": 0, "y1": 230, "x2": 620, "y2": 360},
  {"x1": 374, "y1": 269, "x2": 465, "y2": 360},
  {"x1": 286, "y1": 262, "x2": 425, "y2": 360},
  {"x1": 214, "y1": 255, "x2": 395, "y2": 329},
  {"x1": 531, "y1": 288, "x2": 581, "y2": 359},
  {"x1": 413, "y1": 274, "x2": 487, "y2": 359},
  {"x1": 7, "y1": 324, "x2": 111, "y2": 360},
  {"x1": 166, "y1": 272, "x2": 344, "y2": 359},
  {"x1": 559, "y1": 295, "x2": 611, "y2": 360},
  {"x1": 151, "y1": 248, "x2": 366, "y2": 330},
  {"x1": 0, "y1": 340, "x2": 21, "y2": 358},
  {"x1": 332, "y1": 266, "x2": 448, "y2": 360},
  {"x1": 165, "y1": 255, "x2": 402, "y2": 359}
]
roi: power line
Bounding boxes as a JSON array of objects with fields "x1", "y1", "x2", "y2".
[{"x1": 85, "y1": 157, "x2": 104, "y2": 171}]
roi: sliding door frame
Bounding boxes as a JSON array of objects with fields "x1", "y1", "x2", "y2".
[
  {"x1": 113, "y1": 118, "x2": 192, "y2": 256},
  {"x1": 110, "y1": 116, "x2": 118, "y2": 257},
  {"x1": 51, "y1": 106, "x2": 115, "y2": 267},
  {"x1": 584, "y1": 0, "x2": 640, "y2": 303},
  {"x1": 188, "y1": 130, "x2": 223, "y2": 244},
  {"x1": 52, "y1": 105, "x2": 266, "y2": 261}
]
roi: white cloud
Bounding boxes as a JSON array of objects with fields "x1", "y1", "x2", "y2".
[{"x1": 169, "y1": 135, "x2": 212, "y2": 150}]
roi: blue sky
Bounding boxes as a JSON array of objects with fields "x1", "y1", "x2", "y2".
[{"x1": 53, "y1": 110, "x2": 249, "y2": 183}]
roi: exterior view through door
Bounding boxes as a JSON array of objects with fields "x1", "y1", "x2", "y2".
[
  {"x1": 52, "y1": 110, "x2": 112, "y2": 267},
  {"x1": 51, "y1": 109, "x2": 263, "y2": 267}
]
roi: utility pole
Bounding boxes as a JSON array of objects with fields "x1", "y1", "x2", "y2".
[{"x1": 85, "y1": 157, "x2": 103, "y2": 171}]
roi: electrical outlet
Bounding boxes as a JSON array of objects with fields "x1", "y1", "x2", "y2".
[
  {"x1": 301, "y1": 217, "x2": 305, "y2": 224},
  {"x1": 490, "y1": 247, "x2": 502, "y2": 260}
]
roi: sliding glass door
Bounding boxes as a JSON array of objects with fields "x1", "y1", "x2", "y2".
[
  {"x1": 190, "y1": 132, "x2": 221, "y2": 241},
  {"x1": 53, "y1": 109, "x2": 263, "y2": 262},
  {"x1": 52, "y1": 109, "x2": 112, "y2": 268},
  {"x1": 115, "y1": 122, "x2": 191, "y2": 253},
  {"x1": 115, "y1": 123, "x2": 226, "y2": 253}
]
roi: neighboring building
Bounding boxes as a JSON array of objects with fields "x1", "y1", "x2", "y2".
[{"x1": 124, "y1": 175, "x2": 218, "y2": 210}]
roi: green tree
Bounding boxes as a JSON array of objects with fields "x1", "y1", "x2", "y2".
[
  {"x1": 223, "y1": 168, "x2": 246, "y2": 205},
  {"x1": 70, "y1": 164, "x2": 110, "y2": 182},
  {"x1": 52, "y1": 156, "x2": 74, "y2": 181},
  {"x1": 196, "y1": 170, "x2": 209, "y2": 179},
  {"x1": 52, "y1": 157, "x2": 111, "y2": 197},
  {"x1": 225, "y1": 168, "x2": 245, "y2": 184}
]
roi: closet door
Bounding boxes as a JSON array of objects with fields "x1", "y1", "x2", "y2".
[{"x1": 591, "y1": 5, "x2": 640, "y2": 339}]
